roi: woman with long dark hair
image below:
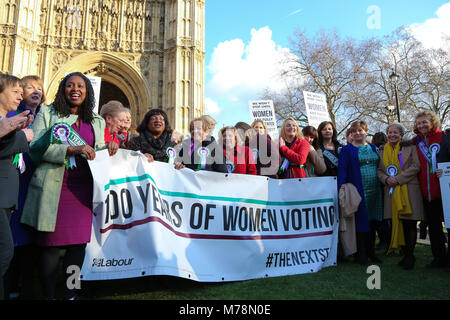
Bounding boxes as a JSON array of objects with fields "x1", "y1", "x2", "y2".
[
  {"x1": 21, "y1": 72, "x2": 106, "y2": 300},
  {"x1": 316, "y1": 121, "x2": 342, "y2": 177}
]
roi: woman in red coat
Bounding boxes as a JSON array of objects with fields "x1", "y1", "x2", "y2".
[
  {"x1": 278, "y1": 118, "x2": 310, "y2": 179},
  {"x1": 218, "y1": 126, "x2": 256, "y2": 175},
  {"x1": 412, "y1": 110, "x2": 446, "y2": 268}
]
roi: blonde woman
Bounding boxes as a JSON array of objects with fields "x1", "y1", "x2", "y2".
[{"x1": 278, "y1": 118, "x2": 309, "y2": 179}]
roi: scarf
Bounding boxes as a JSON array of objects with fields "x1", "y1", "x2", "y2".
[
  {"x1": 383, "y1": 141, "x2": 412, "y2": 254},
  {"x1": 138, "y1": 129, "x2": 173, "y2": 162}
]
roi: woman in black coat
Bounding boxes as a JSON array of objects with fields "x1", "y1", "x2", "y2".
[
  {"x1": 126, "y1": 109, "x2": 175, "y2": 162},
  {"x1": 0, "y1": 74, "x2": 33, "y2": 300}
]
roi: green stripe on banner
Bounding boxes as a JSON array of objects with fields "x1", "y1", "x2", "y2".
[{"x1": 104, "y1": 174, "x2": 333, "y2": 206}]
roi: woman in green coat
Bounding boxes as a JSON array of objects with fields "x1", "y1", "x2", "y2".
[{"x1": 21, "y1": 72, "x2": 106, "y2": 300}]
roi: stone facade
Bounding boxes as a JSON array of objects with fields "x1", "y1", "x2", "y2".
[{"x1": 0, "y1": 0, "x2": 205, "y2": 133}]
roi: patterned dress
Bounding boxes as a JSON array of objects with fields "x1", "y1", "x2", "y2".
[{"x1": 358, "y1": 145, "x2": 382, "y2": 222}]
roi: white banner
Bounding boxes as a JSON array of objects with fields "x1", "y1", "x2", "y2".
[
  {"x1": 438, "y1": 162, "x2": 450, "y2": 228},
  {"x1": 248, "y1": 100, "x2": 279, "y2": 139},
  {"x1": 303, "y1": 91, "x2": 330, "y2": 129},
  {"x1": 81, "y1": 149, "x2": 339, "y2": 282}
]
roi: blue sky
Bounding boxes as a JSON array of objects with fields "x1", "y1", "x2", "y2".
[{"x1": 203, "y1": 1, "x2": 450, "y2": 133}]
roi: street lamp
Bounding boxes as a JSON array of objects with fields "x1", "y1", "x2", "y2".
[
  {"x1": 386, "y1": 105, "x2": 395, "y2": 124},
  {"x1": 389, "y1": 69, "x2": 401, "y2": 122}
]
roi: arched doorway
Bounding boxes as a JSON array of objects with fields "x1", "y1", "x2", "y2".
[
  {"x1": 45, "y1": 52, "x2": 151, "y2": 127},
  {"x1": 98, "y1": 80, "x2": 130, "y2": 111}
]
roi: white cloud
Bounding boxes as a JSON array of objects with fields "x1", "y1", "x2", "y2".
[
  {"x1": 207, "y1": 26, "x2": 299, "y2": 106},
  {"x1": 204, "y1": 97, "x2": 221, "y2": 115},
  {"x1": 408, "y1": 3, "x2": 450, "y2": 49}
]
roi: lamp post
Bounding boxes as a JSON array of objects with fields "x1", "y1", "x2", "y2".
[
  {"x1": 389, "y1": 69, "x2": 401, "y2": 122},
  {"x1": 386, "y1": 105, "x2": 395, "y2": 124}
]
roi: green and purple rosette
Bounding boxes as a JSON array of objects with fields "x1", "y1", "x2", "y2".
[
  {"x1": 51, "y1": 122, "x2": 87, "y2": 170},
  {"x1": 166, "y1": 147, "x2": 176, "y2": 164},
  {"x1": 12, "y1": 153, "x2": 25, "y2": 174}
]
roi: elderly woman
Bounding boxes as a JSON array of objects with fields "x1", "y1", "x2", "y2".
[
  {"x1": 248, "y1": 120, "x2": 279, "y2": 178},
  {"x1": 377, "y1": 123, "x2": 424, "y2": 269},
  {"x1": 412, "y1": 110, "x2": 446, "y2": 269},
  {"x1": 126, "y1": 108, "x2": 175, "y2": 162},
  {"x1": 175, "y1": 117, "x2": 227, "y2": 173},
  {"x1": 278, "y1": 118, "x2": 309, "y2": 179},
  {"x1": 337, "y1": 120, "x2": 383, "y2": 265},
  {"x1": 99, "y1": 100, "x2": 128, "y2": 156},
  {"x1": 21, "y1": 72, "x2": 106, "y2": 300},
  {"x1": 0, "y1": 74, "x2": 33, "y2": 300},
  {"x1": 218, "y1": 126, "x2": 256, "y2": 175},
  {"x1": 117, "y1": 109, "x2": 133, "y2": 147}
]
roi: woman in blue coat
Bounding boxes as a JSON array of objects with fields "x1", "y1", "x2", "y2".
[{"x1": 338, "y1": 121, "x2": 383, "y2": 265}]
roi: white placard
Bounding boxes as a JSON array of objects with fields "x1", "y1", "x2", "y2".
[
  {"x1": 438, "y1": 162, "x2": 450, "y2": 228},
  {"x1": 248, "y1": 100, "x2": 278, "y2": 139},
  {"x1": 303, "y1": 91, "x2": 330, "y2": 129}
]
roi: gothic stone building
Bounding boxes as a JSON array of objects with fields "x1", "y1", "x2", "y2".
[{"x1": 0, "y1": 0, "x2": 205, "y2": 133}]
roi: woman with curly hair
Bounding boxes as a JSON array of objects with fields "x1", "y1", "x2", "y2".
[
  {"x1": 21, "y1": 72, "x2": 106, "y2": 299},
  {"x1": 126, "y1": 108, "x2": 175, "y2": 162}
]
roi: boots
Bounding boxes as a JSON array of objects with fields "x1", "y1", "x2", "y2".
[
  {"x1": 401, "y1": 220, "x2": 417, "y2": 270},
  {"x1": 368, "y1": 228, "x2": 382, "y2": 264},
  {"x1": 356, "y1": 232, "x2": 369, "y2": 265}
]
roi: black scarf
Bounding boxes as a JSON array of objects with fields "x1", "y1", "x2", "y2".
[{"x1": 137, "y1": 129, "x2": 173, "y2": 162}]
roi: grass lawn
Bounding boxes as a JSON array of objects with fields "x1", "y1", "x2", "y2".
[{"x1": 77, "y1": 244, "x2": 449, "y2": 300}]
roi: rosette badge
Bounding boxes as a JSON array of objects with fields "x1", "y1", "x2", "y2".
[
  {"x1": 197, "y1": 147, "x2": 209, "y2": 169},
  {"x1": 166, "y1": 147, "x2": 176, "y2": 164},
  {"x1": 52, "y1": 123, "x2": 71, "y2": 143},
  {"x1": 429, "y1": 143, "x2": 440, "y2": 173},
  {"x1": 51, "y1": 122, "x2": 88, "y2": 169},
  {"x1": 386, "y1": 164, "x2": 398, "y2": 195},
  {"x1": 226, "y1": 160, "x2": 235, "y2": 174}
]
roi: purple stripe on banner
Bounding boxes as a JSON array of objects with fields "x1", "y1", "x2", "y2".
[{"x1": 100, "y1": 216, "x2": 333, "y2": 240}]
